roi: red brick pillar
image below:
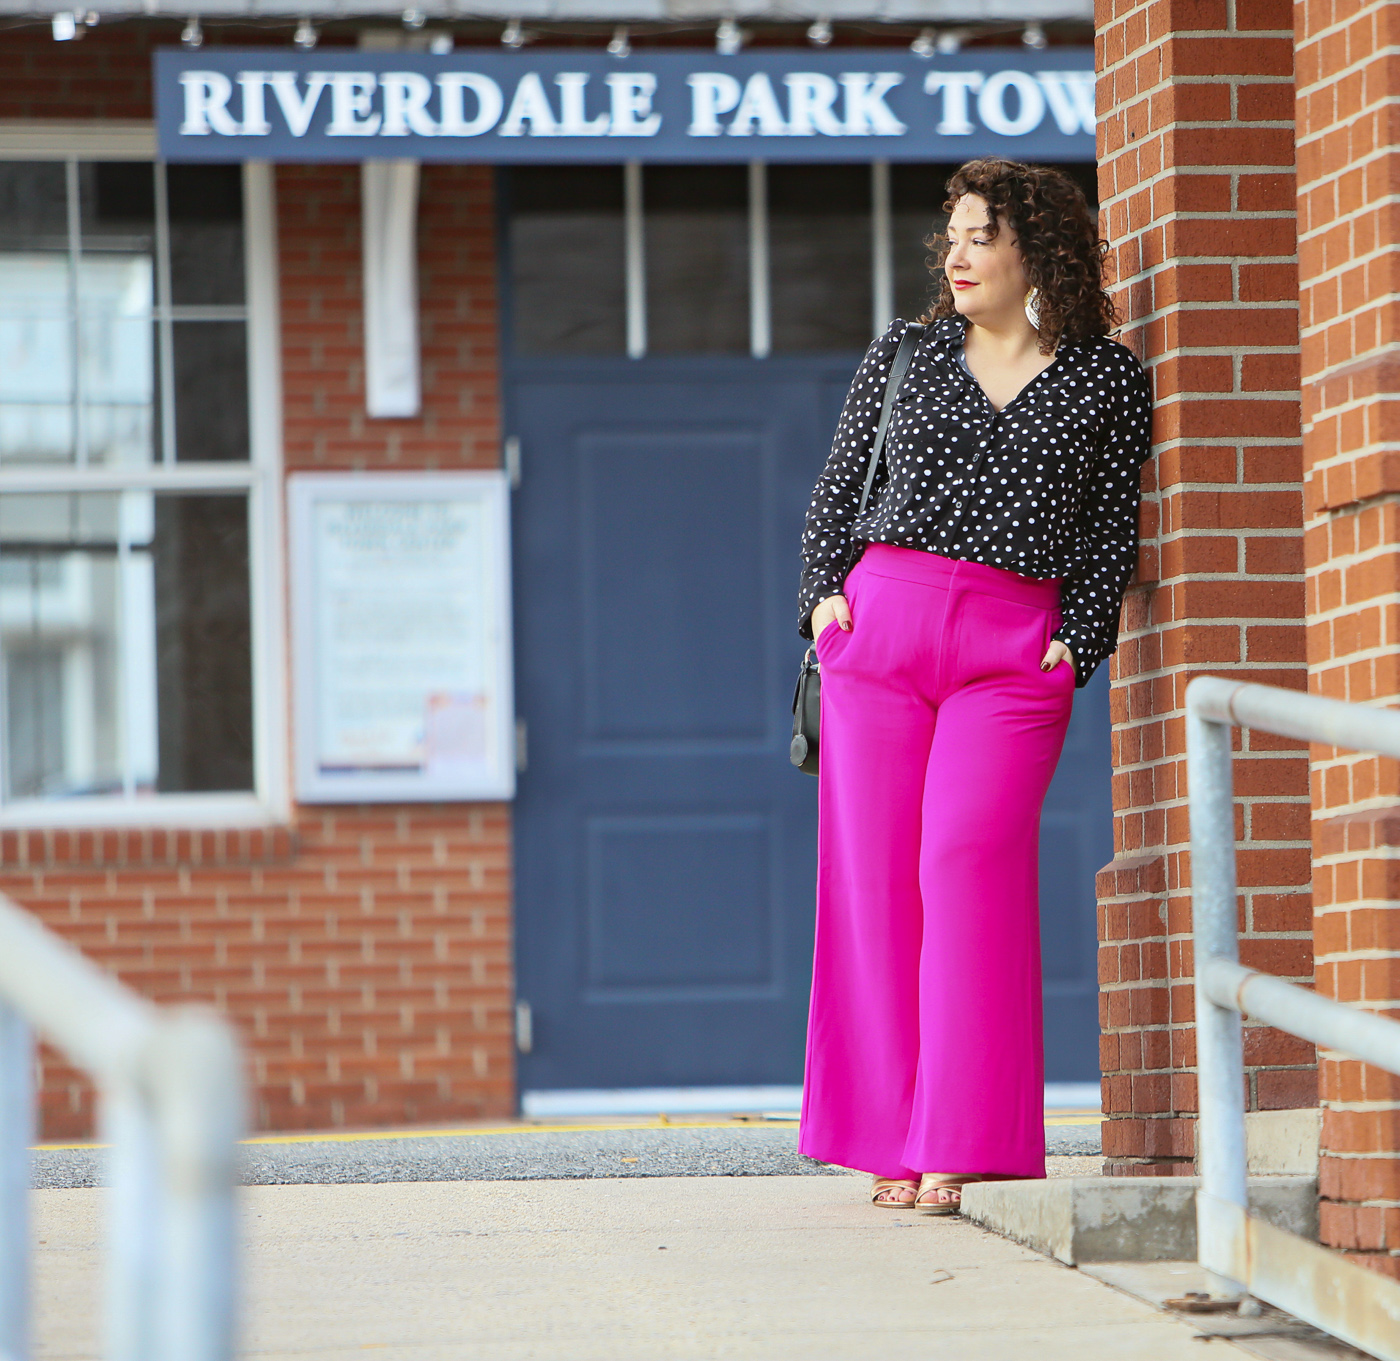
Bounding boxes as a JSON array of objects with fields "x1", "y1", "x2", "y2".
[
  {"x1": 1294, "y1": 0, "x2": 1400, "y2": 1275},
  {"x1": 1095, "y1": 0, "x2": 1315, "y2": 1173}
]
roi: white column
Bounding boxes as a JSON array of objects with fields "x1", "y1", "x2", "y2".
[
  {"x1": 624, "y1": 160, "x2": 646, "y2": 360},
  {"x1": 748, "y1": 160, "x2": 770, "y2": 359},
  {"x1": 0, "y1": 1005, "x2": 31, "y2": 1361},
  {"x1": 361, "y1": 160, "x2": 421, "y2": 418},
  {"x1": 871, "y1": 160, "x2": 894, "y2": 336}
]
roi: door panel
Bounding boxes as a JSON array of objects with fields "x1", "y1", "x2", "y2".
[
  {"x1": 509, "y1": 357, "x2": 836, "y2": 1091},
  {"x1": 509, "y1": 353, "x2": 1109, "y2": 1094}
]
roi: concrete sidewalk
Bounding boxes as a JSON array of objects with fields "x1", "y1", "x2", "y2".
[{"x1": 35, "y1": 1171, "x2": 1258, "y2": 1361}]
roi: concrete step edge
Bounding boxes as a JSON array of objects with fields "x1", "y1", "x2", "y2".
[{"x1": 960, "y1": 1175, "x2": 1318, "y2": 1266}]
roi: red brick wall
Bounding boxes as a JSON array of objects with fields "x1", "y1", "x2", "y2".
[
  {"x1": 280, "y1": 162, "x2": 501, "y2": 472},
  {"x1": 3, "y1": 816, "x2": 511, "y2": 1136},
  {"x1": 1094, "y1": 0, "x2": 1315, "y2": 1173},
  {"x1": 0, "y1": 33, "x2": 514, "y2": 1135},
  {"x1": 1294, "y1": 0, "x2": 1400, "y2": 1276}
]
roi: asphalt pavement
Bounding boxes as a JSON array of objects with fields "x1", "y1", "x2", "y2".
[{"x1": 31, "y1": 1116, "x2": 1100, "y2": 1188}]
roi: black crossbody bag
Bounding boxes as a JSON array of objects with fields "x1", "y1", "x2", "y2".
[{"x1": 790, "y1": 323, "x2": 925, "y2": 775}]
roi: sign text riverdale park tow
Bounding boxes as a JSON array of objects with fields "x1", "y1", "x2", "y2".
[{"x1": 155, "y1": 49, "x2": 1095, "y2": 163}]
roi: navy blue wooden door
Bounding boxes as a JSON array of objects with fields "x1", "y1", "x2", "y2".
[{"x1": 508, "y1": 354, "x2": 1109, "y2": 1094}]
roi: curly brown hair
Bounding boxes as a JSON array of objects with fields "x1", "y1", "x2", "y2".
[{"x1": 922, "y1": 158, "x2": 1117, "y2": 356}]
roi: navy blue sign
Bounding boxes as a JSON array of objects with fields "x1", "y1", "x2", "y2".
[{"x1": 154, "y1": 47, "x2": 1095, "y2": 162}]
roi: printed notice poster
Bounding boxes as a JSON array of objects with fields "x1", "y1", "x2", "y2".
[{"x1": 289, "y1": 473, "x2": 514, "y2": 802}]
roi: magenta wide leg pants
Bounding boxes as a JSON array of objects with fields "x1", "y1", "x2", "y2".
[{"x1": 798, "y1": 544, "x2": 1075, "y2": 1182}]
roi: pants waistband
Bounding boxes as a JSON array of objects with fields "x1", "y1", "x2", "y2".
[{"x1": 858, "y1": 543, "x2": 1062, "y2": 609}]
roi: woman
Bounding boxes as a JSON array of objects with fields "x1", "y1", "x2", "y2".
[{"x1": 797, "y1": 158, "x2": 1152, "y2": 1212}]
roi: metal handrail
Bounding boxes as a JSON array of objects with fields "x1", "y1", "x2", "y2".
[
  {"x1": 1187, "y1": 675, "x2": 1400, "y2": 1358},
  {"x1": 0, "y1": 891, "x2": 242, "y2": 1361}
]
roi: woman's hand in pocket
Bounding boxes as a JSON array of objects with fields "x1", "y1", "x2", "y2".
[
  {"x1": 1040, "y1": 640, "x2": 1075, "y2": 676},
  {"x1": 811, "y1": 594, "x2": 852, "y2": 642}
]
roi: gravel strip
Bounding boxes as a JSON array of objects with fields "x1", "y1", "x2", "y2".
[{"x1": 32, "y1": 1121, "x2": 1100, "y2": 1190}]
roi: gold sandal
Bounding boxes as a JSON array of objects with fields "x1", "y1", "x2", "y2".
[
  {"x1": 915, "y1": 1173, "x2": 983, "y2": 1215},
  {"x1": 871, "y1": 1177, "x2": 919, "y2": 1207}
]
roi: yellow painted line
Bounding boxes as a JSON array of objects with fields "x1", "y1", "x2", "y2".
[
  {"x1": 241, "y1": 1121, "x2": 759, "y2": 1146},
  {"x1": 35, "y1": 1120, "x2": 776, "y2": 1151},
  {"x1": 34, "y1": 1113, "x2": 1101, "y2": 1152}
]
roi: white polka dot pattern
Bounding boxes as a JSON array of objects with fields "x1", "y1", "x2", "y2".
[{"x1": 798, "y1": 315, "x2": 1154, "y2": 687}]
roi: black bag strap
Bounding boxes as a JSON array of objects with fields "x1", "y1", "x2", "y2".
[{"x1": 857, "y1": 322, "x2": 925, "y2": 516}]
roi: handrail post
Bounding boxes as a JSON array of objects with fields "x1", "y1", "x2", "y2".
[
  {"x1": 153, "y1": 1012, "x2": 242, "y2": 1361},
  {"x1": 0, "y1": 1002, "x2": 31, "y2": 1361},
  {"x1": 1186, "y1": 691, "x2": 1248, "y2": 1289},
  {"x1": 104, "y1": 1084, "x2": 164, "y2": 1361}
]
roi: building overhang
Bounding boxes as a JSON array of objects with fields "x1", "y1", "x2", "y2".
[{"x1": 6, "y1": 0, "x2": 1093, "y2": 21}]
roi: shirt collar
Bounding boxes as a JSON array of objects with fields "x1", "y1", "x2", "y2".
[
  {"x1": 927, "y1": 312, "x2": 1082, "y2": 364},
  {"x1": 926, "y1": 315, "x2": 968, "y2": 352}
]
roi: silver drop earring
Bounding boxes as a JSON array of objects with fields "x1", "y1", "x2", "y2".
[{"x1": 1024, "y1": 286, "x2": 1042, "y2": 330}]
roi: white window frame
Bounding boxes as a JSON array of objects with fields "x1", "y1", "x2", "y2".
[
  {"x1": 615, "y1": 159, "x2": 895, "y2": 361},
  {"x1": 0, "y1": 130, "x2": 288, "y2": 828}
]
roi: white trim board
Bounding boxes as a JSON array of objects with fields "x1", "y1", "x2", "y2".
[
  {"x1": 522, "y1": 1083, "x2": 1103, "y2": 1117},
  {"x1": 0, "y1": 121, "x2": 156, "y2": 159}
]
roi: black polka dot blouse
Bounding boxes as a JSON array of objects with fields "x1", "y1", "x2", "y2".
[{"x1": 798, "y1": 315, "x2": 1154, "y2": 687}]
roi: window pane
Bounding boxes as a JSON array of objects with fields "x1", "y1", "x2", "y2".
[
  {"x1": 892, "y1": 163, "x2": 956, "y2": 324},
  {"x1": 173, "y1": 321, "x2": 249, "y2": 462},
  {"x1": 0, "y1": 493, "x2": 127, "y2": 797},
  {"x1": 79, "y1": 163, "x2": 155, "y2": 468},
  {"x1": 0, "y1": 163, "x2": 74, "y2": 465},
  {"x1": 152, "y1": 494, "x2": 252, "y2": 793},
  {"x1": 0, "y1": 161, "x2": 67, "y2": 252},
  {"x1": 78, "y1": 258, "x2": 155, "y2": 467},
  {"x1": 769, "y1": 165, "x2": 871, "y2": 353},
  {"x1": 508, "y1": 166, "x2": 625, "y2": 356},
  {"x1": 0, "y1": 491, "x2": 253, "y2": 800},
  {"x1": 167, "y1": 164, "x2": 245, "y2": 307},
  {"x1": 645, "y1": 166, "x2": 748, "y2": 355}
]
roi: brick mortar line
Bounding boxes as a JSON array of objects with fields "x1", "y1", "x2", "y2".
[
  {"x1": 1102, "y1": 179, "x2": 1301, "y2": 208},
  {"x1": 1294, "y1": 166, "x2": 1400, "y2": 203},
  {"x1": 1123, "y1": 564, "x2": 1303, "y2": 578},
  {"x1": 1305, "y1": 499, "x2": 1400, "y2": 522},
  {"x1": 1312, "y1": 1104, "x2": 1400, "y2": 1116},
  {"x1": 1298, "y1": 319, "x2": 1400, "y2": 348},
  {"x1": 1294, "y1": 241, "x2": 1400, "y2": 277},
  {"x1": 1293, "y1": 43, "x2": 1400, "y2": 94},
  {"x1": 1297, "y1": 393, "x2": 1400, "y2": 417},
  {"x1": 1302, "y1": 577, "x2": 1400, "y2": 608},
  {"x1": 1146, "y1": 211, "x2": 1301, "y2": 220},
  {"x1": 1295, "y1": 112, "x2": 1400, "y2": 158},
  {"x1": 1303, "y1": 581, "x2": 1400, "y2": 604},
  {"x1": 1097, "y1": 46, "x2": 1294, "y2": 76},
  {"x1": 1108, "y1": 278, "x2": 1302, "y2": 306},
  {"x1": 1113, "y1": 273, "x2": 1301, "y2": 294},
  {"x1": 1100, "y1": 157, "x2": 1300, "y2": 188},
  {"x1": 1294, "y1": 10, "x2": 1400, "y2": 48}
]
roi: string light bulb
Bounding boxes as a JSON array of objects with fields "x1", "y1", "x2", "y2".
[
  {"x1": 401, "y1": 6, "x2": 425, "y2": 27},
  {"x1": 936, "y1": 29, "x2": 963, "y2": 53},
  {"x1": 501, "y1": 17, "x2": 526, "y2": 47},
  {"x1": 910, "y1": 27, "x2": 936, "y2": 56},
  {"x1": 806, "y1": 18, "x2": 832, "y2": 45},
  {"x1": 181, "y1": 15, "x2": 203, "y2": 47},
  {"x1": 51, "y1": 11, "x2": 77, "y2": 39},
  {"x1": 293, "y1": 16, "x2": 317, "y2": 48},
  {"x1": 716, "y1": 18, "x2": 743, "y2": 54},
  {"x1": 1022, "y1": 21, "x2": 1047, "y2": 48},
  {"x1": 428, "y1": 31, "x2": 453, "y2": 52},
  {"x1": 606, "y1": 25, "x2": 631, "y2": 56}
]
